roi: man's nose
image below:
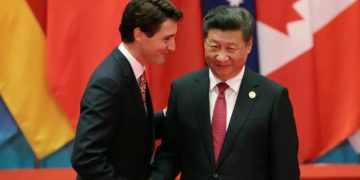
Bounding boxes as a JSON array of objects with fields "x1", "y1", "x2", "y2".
[
  {"x1": 168, "y1": 38, "x2": 176, "y2": 51},
  {"x1": 215, "y1": 51, "x2": 229, "y2": 62}
]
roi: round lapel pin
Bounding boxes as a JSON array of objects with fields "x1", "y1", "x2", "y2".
[{"x1": 249, "y1": 91, "x2": 256, "y2": 99}]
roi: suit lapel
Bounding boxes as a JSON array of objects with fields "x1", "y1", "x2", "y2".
[
  {"x1": 145, "y1": 83, "x2": 155, "y2": 153},
  {"x1": 217, "y1": 68, "x2": 259, "y2": 167},
  {"x1": 113, "y1": 48, "x2": 147, "y2": 116},
  {"x1": 191, "y1": 68, "x2": 215, "y2": 167},
  {"x1": 116, "y1": 48, "x2": 154, "y2": 152}
]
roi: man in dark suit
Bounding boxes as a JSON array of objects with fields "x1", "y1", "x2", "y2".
[
  {"x1": 150, "y1": 5, "x2": 300, "y2": 180},
  {"x1": 71, "y1": 1, "x2": 183, "y2": 179}
]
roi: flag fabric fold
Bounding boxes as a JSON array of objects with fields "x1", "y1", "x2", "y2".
[
  {"x1": 0, "y1": 97, "x2": 18, "y2": 146},
  {"x1": 258, "y1": 0, "x2": 360, "y2": 161},
  {"x1": 0, "y1": 0, "x2": 74, "y2": 159},
  {"x1": 46, "y1": 0, "x2": 127, "y2": 128},
  {"x1": 1, "y1": 0, "x2": 359, "y2": 163},
  {"x1": 147, "y1": 0, "x2": 205, "y2": 110}
]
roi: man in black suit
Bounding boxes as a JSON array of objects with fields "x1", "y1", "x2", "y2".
[
  {"x1": 71, "y1": 1, "x2": 183, "y2": 179},
  {"x1": 150, "y1": 5, "x2": 300, "y2": 180}
]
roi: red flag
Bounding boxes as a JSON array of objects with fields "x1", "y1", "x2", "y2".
[
  {"x1": 147, "y1": 0, "x2": 205, "y2": 110},
  {"x1": 47, "y1": 1, "x2": 129, "y2": 128}
]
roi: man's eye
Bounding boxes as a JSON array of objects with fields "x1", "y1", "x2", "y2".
[
  {"x1": 227, "y1": 47, "x2": 237, "y2": 52},
  {"x1": 164, "y1": 36, "x2": 173, "y2": 42}
]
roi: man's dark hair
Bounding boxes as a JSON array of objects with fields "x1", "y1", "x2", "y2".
[
  {"x1": 120, "y1": 0, "x2": 183, "y2": 43},
  {"x1": 203, "y1": 5, "x2": 254, "y2": 41}
]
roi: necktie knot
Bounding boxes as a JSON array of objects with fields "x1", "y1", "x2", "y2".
[{"x1": 217, "y1": 82, "x2": 229, "y2": 95}]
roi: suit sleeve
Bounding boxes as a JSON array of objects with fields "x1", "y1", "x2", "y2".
[
  {"x1": 270, "y1": 88, "x2": 300, "y2": 180},
  {"x1": 71, "y1": 77, "x2": 125, "y2": 180},
  {"x1": 150, "y1": 83, "x2": 181, "y2": 180},
  {"x1": 154, "y1": 110, "x2": 166, "y2": 140}
]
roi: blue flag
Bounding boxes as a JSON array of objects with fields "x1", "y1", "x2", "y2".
[{"x1": 0, "y1": 97, "x2": 18, "y2": 146}]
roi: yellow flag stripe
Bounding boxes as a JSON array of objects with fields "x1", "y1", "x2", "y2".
[{"x1": 0, "y1": 0, "x2": 74, "y2": 159}]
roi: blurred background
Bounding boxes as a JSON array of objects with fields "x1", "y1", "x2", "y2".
[{"x1": 0, "y1": 0, "x2": 359, "y2": 177}]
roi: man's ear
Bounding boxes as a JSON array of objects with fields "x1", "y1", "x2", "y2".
[
  {"x1": 246, "y1": 37, "x2": 253, "y2": 54},
  {"x1": 133, "y1": 27, "x2": 144, "y2": 42}
]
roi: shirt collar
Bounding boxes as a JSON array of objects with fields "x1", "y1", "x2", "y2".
[
  {"x1": 118, "y1": 43, "x2": 145, "y2": 79},
  {"x1": 209, "y1": 66, "x2": 245, "y2": 93}
]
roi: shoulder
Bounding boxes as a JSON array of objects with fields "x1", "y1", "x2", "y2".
[
  {"x1": 244, "y1": 67, "x2": 287, "y2": 94},
  {"x1": 94, "y1": 48, "x2": 128, "y2": 76},
  {"x1": 86, "y1": 48, "x2": 129, "y2": 91},
  {"x1": 172, "y1": 67, "x2": 208, "y2": 86}
]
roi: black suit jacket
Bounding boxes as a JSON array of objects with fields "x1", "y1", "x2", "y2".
[
  {"x1": 71, "y1": 48, "x2": 165, "y2": 180},
  {"x1": 150, "y1": 67, "x2": 300, "y2": 180}
]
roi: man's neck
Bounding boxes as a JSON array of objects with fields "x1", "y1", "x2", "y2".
[{"x1": 123, "y1": 42, "x2": 146, "y2": 66}]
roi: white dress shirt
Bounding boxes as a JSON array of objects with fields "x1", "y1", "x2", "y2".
[
  {"x1": 118, "y1": 43, "x2": 145, "y2": 86},
  {"x1": 209, "y1": 66, "x2": 245, "y2": 130}
]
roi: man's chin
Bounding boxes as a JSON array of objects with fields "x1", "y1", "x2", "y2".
[
  {"x1": 155, "y1": 58, "x2": 166, "y2": 64},
  {"x1": 213, "y1": 71, "x2": 232, "y2": 81}
]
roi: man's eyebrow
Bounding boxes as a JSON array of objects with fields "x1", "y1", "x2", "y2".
[{"x1": 164, "y1": 34, "x2": 175, "y2": 38}]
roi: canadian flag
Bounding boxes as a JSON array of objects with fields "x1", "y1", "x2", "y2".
[{"x1": 256, "y1": 0, "x2": 360, "y2": 161}]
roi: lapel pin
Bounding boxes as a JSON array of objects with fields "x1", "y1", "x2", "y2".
[{"x1": 249, "y1": 91, "x2": 256, "y2": 99}]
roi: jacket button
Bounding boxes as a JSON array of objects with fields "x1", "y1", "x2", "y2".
[{"x1": 213, "y1": 172, "x2": 219, "y2": 178}]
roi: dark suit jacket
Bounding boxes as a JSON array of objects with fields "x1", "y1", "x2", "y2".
[
  {"x1": 150, "y1": 67, "x2": 300, "y2": 180},
  {"x1": 71, "y1": 48, "x2": 165, "y2": 180}
]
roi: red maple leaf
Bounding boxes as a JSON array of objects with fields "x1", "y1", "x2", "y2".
[{"x1": 256, "y1": 0, "x2": 302, "y2": 35}]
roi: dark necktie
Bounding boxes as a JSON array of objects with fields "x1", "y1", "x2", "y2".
[{"x1": 212, "y1": 82, "x2": 229, "y2": 163}]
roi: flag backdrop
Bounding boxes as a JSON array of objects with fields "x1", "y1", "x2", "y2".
[
  {"x1": 46, "y1": 0, "x2": 204, "y2": 125},
  {"x1": 0, "y1": 0, "x2": 359, "y2": 164},
  {"x1": 0, "y1": 97, "x2": 18, "y2": 146},
  {"x1": 147, "y1": 0, "x2": 205, "y2": 110},
  {"x1": 0, "y1": 0, "x2": 74, "y2": 159},
  {"x1": 257, "y1": 0, "x2": 360, "y2": 161},
  {"x1": 46, "y1": 0, "x2": 127, "y2": 129}
]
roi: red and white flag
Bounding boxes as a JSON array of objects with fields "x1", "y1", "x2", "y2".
[{"x1": 256, "y1": 0, "x2": 360, "y2": 161}]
